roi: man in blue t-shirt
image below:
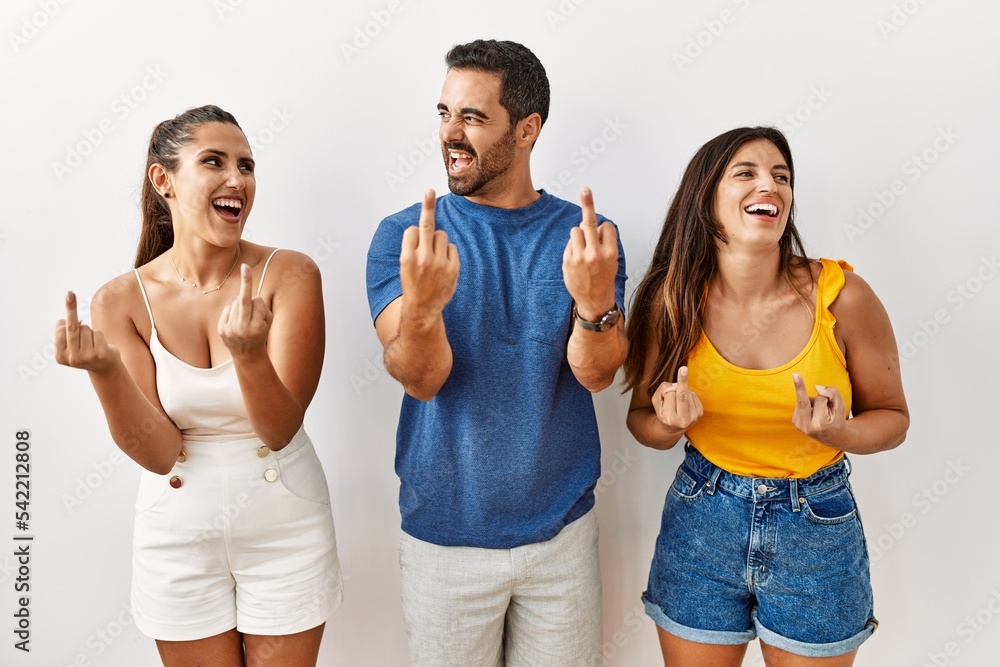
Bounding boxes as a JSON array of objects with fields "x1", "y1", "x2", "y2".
[{"x1": 366, "y1": 39, "x2": 627, "y2": 666}]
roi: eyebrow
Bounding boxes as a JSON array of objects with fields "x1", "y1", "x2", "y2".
[
  {"x1": 197, "y1": 148, "x2": 255, "y2": 164},
  {"x1": 730, "y1": 161, "x2": 790, "y2": 171},
  {"x1": 437, "y1": 103, "x2": 490, "y2": 120}
]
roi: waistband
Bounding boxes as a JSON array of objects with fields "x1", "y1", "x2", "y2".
[
  {"x1": 682, "y1": 443, "x2": 851, "y2": 507},
  {"x1": 179, "y1": 425, "x2": 311, "y2": 462}
]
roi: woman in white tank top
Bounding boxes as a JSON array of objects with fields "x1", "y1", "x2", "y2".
[{"x1": 54, "y1": 105, "x2": 342, "y2": 666}]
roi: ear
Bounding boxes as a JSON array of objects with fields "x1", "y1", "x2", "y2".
[
  {"x1": 516, "y1": 113, "x2": 542, "y2": 149},
  {"x1": 148, "y1": 163, "x2": 171, "y2": 198}
]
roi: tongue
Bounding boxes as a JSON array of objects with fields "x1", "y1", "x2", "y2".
[
  {"x1": 453, "y1": 156, "x2": 473, "y2": 171},
  {"x1": 214, "y1": 205, "x2": 240, "y2": 223}
]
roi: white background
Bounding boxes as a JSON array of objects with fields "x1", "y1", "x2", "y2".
[{"x1": 2, "y1": 0, "x2": 998, "y2": 665}]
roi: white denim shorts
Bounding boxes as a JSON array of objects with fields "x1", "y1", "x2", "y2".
[{"x1": 131, "y1": 426, "x2": 343, "y2": 641}]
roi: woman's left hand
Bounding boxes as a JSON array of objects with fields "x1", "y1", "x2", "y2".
[
  {"x1": 791, "y1": 373, "x2": 847, "y2": 444},
  {"x1": 219, "y1": 263, "x2": 273, "y2": 359}
]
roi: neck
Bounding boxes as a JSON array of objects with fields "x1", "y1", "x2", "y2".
[
  {"x1": 464, "y1": 161, "x2": 539, "y2": 209},
  {"x1": 712, "y1": 244, "x2": 785, "y2": 303},
  {"x1": 170, "y1": 239, "x2": 242, "y2": 289}
]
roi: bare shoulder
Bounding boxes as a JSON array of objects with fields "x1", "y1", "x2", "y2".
[
  {"x1": 832, "y1": 266, "x2": 884, "y2": 314},
  {"x1": 252, "y1": 246, "x2": 322, "y2": 300},
  {"x1": 91, "y1": 270, "x2": 143, "y2": 321},
  {"x1": 829, "y1": 265, "x2": 894, "y2": 344},
  {"x1": 89, "y1": 268, "x2": 154, "y2": 341}
]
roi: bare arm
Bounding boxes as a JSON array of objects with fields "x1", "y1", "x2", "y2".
[
  {"x1": 563, "y1": 188, "x2": 629, "y2": 392},
  {"x1": 567, "y1": 318, "x2": 628, "y2": 392},
  {"x1": 374, "y1": 189, "x2": 459, "y2": 401},
  {"x1": 219, "y1": 253, "x2": 324, "y2": 449},
  {"x1": 627, "y1": 363, "x2": 704, "y2": 450},
  {"x1": 792, "y1": 270, "x2": 909, "y2": 454},
  {"x1": 56, "y1": 286, "x2": 183, "y2": 474}
]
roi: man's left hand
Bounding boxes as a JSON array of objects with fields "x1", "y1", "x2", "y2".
[{"x1": 562, "y1": 187, "x2": 619, "y2": 321}]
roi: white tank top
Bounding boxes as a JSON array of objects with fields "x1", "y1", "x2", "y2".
[{"x1": 133, "y1": 249, "x2": 280, "y2": 442}]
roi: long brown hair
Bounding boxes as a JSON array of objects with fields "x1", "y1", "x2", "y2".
[
  {"x1": 134, "y1": 105, "x2": 243, "y2": 268},
  {"x1": 624, "y1": 127, "x2": 810, "y2": 395}
]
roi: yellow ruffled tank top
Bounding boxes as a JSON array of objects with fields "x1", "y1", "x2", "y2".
[{"x1": 684, "y1": 258, "x2": 852, "y2": 478}]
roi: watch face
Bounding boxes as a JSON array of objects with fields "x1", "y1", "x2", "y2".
[
  {"x1": 600, "y1": 307, "x2": 621, "y2": 330},
  {"x1": 576, "y1": 305, "x2": 620, "y2": 331}
]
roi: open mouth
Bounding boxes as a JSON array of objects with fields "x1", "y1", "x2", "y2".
[
  {"x1": 446, "y1": 144, "x2": 476, "y2": 175},
  {"x1": 744, "y1": 203, "x2": 778, "y2": 218},
  {"x1": 449, "y1": 151, "x2": 474, "y2": 174},
  {"x1": 213, "y1": 197, "x2": 243, "y2": 223}
]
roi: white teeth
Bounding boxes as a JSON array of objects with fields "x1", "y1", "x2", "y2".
[
  {"x1": 213, "y1": 198, "x2": 242, "y2": 209},
  {"x1": 745, "y1": 203, "x2": 777, "y2": 215}
]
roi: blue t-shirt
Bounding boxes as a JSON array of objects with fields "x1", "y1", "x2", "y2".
[{"x1": 366, "y1": 190, "x2": 627, "y2": 548}]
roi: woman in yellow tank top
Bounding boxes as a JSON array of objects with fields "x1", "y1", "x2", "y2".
[{"x1": 625, "y1": 127, "x2": 908, "y2": 667}]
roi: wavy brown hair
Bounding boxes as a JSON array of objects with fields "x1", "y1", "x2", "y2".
[
  {"x1": 624, "y1": 127, "x2": 810, "y2": 395},
  {"x1": 134, "y1": 105, "x2": 243, "y2": 267}
]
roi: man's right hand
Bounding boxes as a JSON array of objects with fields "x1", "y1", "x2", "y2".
[{"x1": 399, "y1": 189, "x2": 460, "y2": 319}]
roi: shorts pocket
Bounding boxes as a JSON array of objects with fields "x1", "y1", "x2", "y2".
[
  {"x1": 526, "y1": 279, "x2": 572, "y2": 349},
  {"x1": 274, "y1": 435, "x2": 331, "y2": 506},
  {"x1": 802, "y1": 484, "x2": 858, "y2": 525},
  {"x1": 668, "y1": 465, "x2": 707, "y2": 503},
  {"x1": 134, "y1": 469, "x2": 171, "y2": 514}
]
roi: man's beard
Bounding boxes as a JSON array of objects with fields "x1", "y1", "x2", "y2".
[{"x1": 444, "y1": 124, "x2": 517, "y2": 197}]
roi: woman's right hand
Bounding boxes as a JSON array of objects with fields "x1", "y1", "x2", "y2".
[
  {"x1": 55, "y1": 291, "x2": 121, "y2": 374},
  {"x1": 652, "y1": 366, "x2": 704, "y2": 431}
]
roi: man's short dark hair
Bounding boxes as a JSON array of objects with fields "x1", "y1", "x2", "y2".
[{"x1": 445, "y1": 40, "x2": 550, "y2": 128}]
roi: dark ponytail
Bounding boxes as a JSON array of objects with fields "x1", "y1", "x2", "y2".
[{"x1": 134, "y1": 105, "x2": 243, "y2": 267}]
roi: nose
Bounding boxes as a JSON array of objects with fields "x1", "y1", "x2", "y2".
[
  {"x1": 226, "y1": 166, "x2": 246, "y2": 191},
  {"x1": 756, "y1": 174, "x2": 777, "y2": 193},
  {"x1": 440, "y1": 115, "x2": 464, "y2": 145}
]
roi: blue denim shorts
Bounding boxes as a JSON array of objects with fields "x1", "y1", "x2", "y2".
[{"x1": 642, "y1": 444, "x2": 877, "y2": 658}]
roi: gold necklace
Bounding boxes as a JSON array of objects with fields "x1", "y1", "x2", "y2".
[{"x1": 171, "y1": 246, "x2": 242, "y2": 295}]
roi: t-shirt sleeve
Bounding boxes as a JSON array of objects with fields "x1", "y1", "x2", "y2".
[
  {"x1": 598, "y1": 215, "x2": 628, "y2": 315},
  {"x1": 366, "y1": 214, "x2": 408, "y2": 322}
]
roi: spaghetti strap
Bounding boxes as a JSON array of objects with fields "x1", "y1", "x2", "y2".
[
  {"x1": 257, "y1": 249, "x2": 281, "y2": 296},
  {"x1": 133, "y1": 269, "x2": 156, "y2": 329}
]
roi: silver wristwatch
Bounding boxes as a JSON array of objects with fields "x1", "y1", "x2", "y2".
[{"x1": 573, "y1": 304, "x2": 621, "y2": 332}]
